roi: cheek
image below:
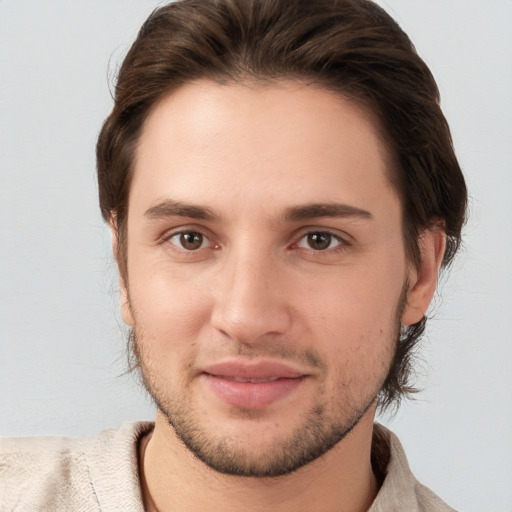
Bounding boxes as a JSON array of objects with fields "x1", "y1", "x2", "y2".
[
  {"x1": 127, "y1": 266, "x2": 213, "y2": 355},
  {"x1": 298, "y1": 268, "x2": 402, "y2": 363}
]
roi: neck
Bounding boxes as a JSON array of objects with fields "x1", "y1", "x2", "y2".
[{"x1": 140, "y1": 410, "x2": 379, "y2": 512}]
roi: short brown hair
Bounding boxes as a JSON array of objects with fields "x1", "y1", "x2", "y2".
[{"x1": 97, "y1": 0, "x2": 467, "y2": 410}]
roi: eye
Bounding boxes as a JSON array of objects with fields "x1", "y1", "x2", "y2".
[
  {"x1": 296, "y1": 231, "x2": 342, "y2": 251},
  {"x1": 168, "y1": 231, "x2": 209, "y2": 251}
]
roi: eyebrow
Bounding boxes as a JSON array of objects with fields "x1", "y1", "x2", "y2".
[
  {"x1": 143, "y1": 199, "x2": 372, "y2": 223},
  {"x1": 283, "y1": 203, "x2": 373, "y2": 221},
  {"x1": 144, "y1": 200, "x2": 219, "y2": 221}
]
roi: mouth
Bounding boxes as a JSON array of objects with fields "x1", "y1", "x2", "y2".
[
  {"x1": 219, "y1": 376, "x2": 282, "y2": 383},
  {"x1": 201, "y1": 360, "x2": 307, "y2": 409}
]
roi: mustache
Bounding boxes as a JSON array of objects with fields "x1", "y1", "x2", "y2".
[
  {"x1": 229, "y1": 342, "x2": 325, "y2": 371},
  {"x1": 129, "y1": 328, "x2": 326, "y2": 373}
]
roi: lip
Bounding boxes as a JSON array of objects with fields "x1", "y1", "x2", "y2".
[
  {"x1": 201, "y1": 360, "x2": 307, "y2": 409},
  {"x1": 203, "y1": 360, "x2": 306, "y2": 380}
]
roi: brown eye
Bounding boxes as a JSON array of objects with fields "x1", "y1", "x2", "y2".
[
  {"x1": 307, "y1": 232, "x2": 331, "y2": 250},
  {"x1": 169, "y1": 231, "x2": 206, "y2": 251},
  {"x1": 297, "y1": 231, "x2": 341, "y2": 251}
]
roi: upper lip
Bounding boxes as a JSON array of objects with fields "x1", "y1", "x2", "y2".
[{"x1": 202, "y1": 360, "x2": 306, "y2": 380}]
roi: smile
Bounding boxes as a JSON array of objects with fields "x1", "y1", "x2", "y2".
[
  {"x1": 203, "y1": 374, "x2": 304, "y2": 409},
  {"x1": 200, "y1": 360, "x2": 307, "y2": 409},
  {"x1": 220, "y1": 376, "x2": 281, "y2": 383}
]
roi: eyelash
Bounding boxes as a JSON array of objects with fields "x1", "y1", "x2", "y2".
[
  {"x1": 161, "y1": 228, "x2": 350, "y2": 255},
  {"x1": 294, "y1": 231, "x2": 345, "y2": 252},
  {"x1": 164, "y1": 229, "x2": 217, "y2": 253}
]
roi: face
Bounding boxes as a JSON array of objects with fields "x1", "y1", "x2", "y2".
[{"x1": 120, "y1": 80, "x2": 418, "y2": 477}]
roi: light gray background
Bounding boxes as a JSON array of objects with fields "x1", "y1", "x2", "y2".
[{"x1": 1, "y1": 1, "x2": 511, "y2": 511}]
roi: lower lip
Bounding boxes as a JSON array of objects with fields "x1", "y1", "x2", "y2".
[{"x1": 203, "y1": 374, "x2": 304, "y2": 409}]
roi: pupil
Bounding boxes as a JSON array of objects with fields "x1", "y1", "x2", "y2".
[
  {"x1": 181, "y1": 232, "x2": 202, "y2": 250},
  {"x1": 308, "y1": 232, "x2": 331, "y2": 250}
]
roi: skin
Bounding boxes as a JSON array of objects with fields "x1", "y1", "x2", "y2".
[{"x1": 115, "y1": 80, "x2": 445, "y2": 512}]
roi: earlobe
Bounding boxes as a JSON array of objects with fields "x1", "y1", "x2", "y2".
[
  {"x1": 402, "y1": 227, "x2": 446, "y2": 326},
  {"x1": 109, "y1": 217, "x2": 135, "y2": 327},
  {"x1": 120, "y1": 284, "x2": 135, "y2": 327}
]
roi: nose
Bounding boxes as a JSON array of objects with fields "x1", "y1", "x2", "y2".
[{"x1": 210, "y1": 247, "x2": 293, "y2": 345}]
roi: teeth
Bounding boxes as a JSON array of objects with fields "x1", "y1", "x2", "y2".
[{"x1": 228, "y1": 377, "x2": 280, "y2": 383}]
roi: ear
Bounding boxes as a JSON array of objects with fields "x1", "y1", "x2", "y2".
[
  {"x1": 110, "y1": 217, "x2": 135, "y2": 327},
  {"x1": 402, "y1": 227, "x2": 446, "y2": 326}
]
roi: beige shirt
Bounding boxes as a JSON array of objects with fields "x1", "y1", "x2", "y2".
[{"x1": 0, "y1": 422, "x2": 456, "y2": 511}]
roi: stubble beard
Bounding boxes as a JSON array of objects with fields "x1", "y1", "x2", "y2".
[{"x1": 129, "y1": 287, "x2": 407, "y2": 478}]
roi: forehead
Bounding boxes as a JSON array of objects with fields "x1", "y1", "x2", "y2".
[{"x1": 130, "y1": 80, "x2": 398, "y2": 219}]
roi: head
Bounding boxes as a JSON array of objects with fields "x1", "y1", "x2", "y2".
[{"x1": 96, "y1": 0, "x2": 467, "y2": 475}]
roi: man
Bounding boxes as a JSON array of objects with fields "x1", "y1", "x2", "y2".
[{"x1": 1, "y1": 0, "x2": 467, "y2": 510}]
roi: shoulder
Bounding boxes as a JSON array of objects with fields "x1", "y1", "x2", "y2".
[
  {"x1": 1, "y1": 431, "x2": 100, "y2": 511},
  {"x1": 369, "y1": 424, "x2": 457, "y2": 512},
  {"x1": 0, "y1": 421, "x2": 153, "y2": 512}
]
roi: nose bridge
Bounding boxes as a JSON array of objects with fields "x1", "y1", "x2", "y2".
[{"x1": 211, "y1": 240, "x2": 291, "y2": 344}]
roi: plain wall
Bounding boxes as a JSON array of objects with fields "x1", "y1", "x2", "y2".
[{"x1": 1, "y1": 1, "x2": 511, "y2": 510}]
